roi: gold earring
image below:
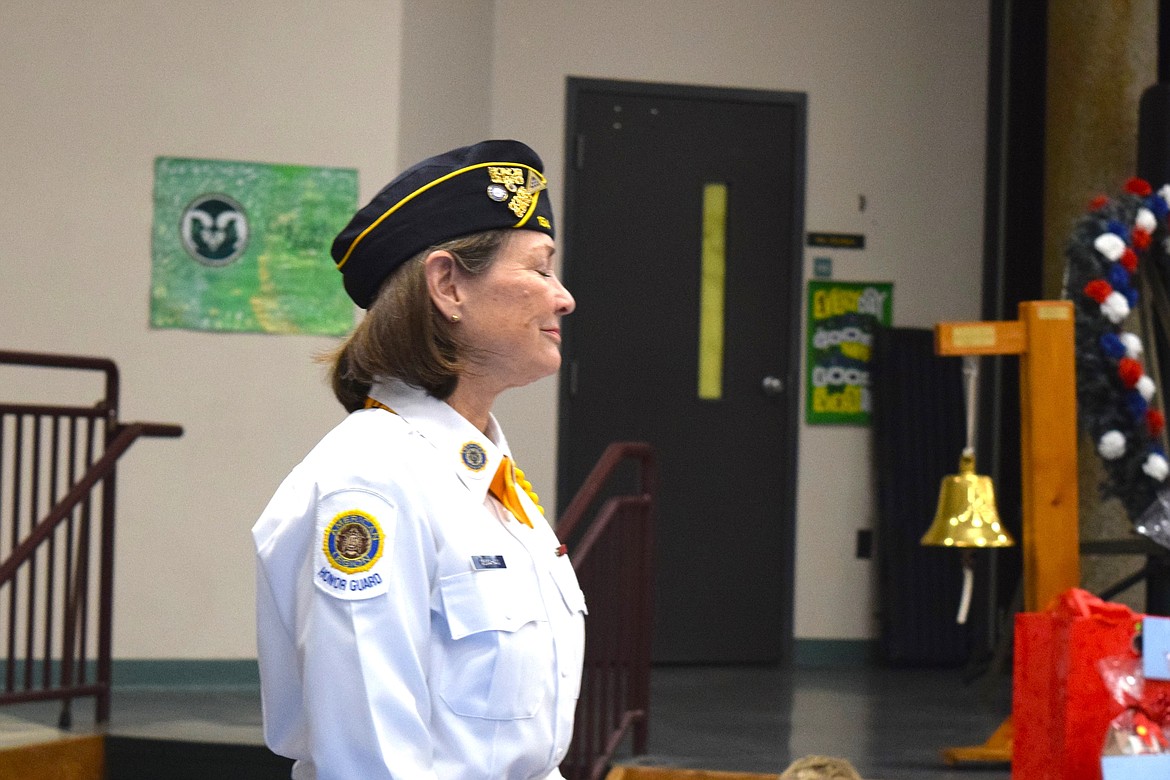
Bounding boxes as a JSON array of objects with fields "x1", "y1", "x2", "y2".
[{"x1": 450, "y1": 313, "x2": 461, "y2": 323}]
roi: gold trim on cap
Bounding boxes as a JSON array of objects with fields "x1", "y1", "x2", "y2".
[
  {"x1": 336, "y1": 161, "x2": 544, "y2": 269},
  {"x1": 513, "y1": 189, "x2": 543, "y2": 228}
]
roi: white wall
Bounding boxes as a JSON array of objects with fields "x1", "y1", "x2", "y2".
[{"x1": 0, "y1": 0, "x2": 989, "y2": 657}]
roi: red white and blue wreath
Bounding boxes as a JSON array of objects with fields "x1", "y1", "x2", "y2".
[{"x1": 1068, "y1": 177, "x2": 1170, "y2": 547}]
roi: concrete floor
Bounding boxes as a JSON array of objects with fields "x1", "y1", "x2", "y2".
[
  {"x1": 0, "y1": 664, "x2": 1013, "y2": 779},
  {"x1": 615, "y1": 665, "x2": 1011, "y2": 779}
]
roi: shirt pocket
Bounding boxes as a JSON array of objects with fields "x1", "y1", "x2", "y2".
[{"x1": 437, "y1": 568, "x2": 550, "y2": 720}]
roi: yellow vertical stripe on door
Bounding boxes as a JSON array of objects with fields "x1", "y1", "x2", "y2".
[{"x1": 698, "y1": 183, "x2": 727, "y2": 400}]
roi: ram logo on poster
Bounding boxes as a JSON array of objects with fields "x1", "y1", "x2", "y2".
[
  {"x1": 806, "y1": 280, "x2": 893, "y2": 425},
  {"x1": 151, "y1": 157, "x2": 357, "y2": 335}
]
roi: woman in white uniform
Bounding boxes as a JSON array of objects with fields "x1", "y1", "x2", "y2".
[{"x1": 252, "y1": 140, "x2": 585, "y2": 780}]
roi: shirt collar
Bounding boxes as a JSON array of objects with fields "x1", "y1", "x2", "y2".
[{"x1": 369, "y1": 378, "x2": 510, "y2": 501}]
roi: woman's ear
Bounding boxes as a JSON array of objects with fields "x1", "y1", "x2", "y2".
[{"x1": 424, "y1": 250, "x2": 462, "y2": 320}]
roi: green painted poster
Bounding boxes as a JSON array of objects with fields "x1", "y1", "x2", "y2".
[
  {"x1": 151, "y1": 157, "x2": 357, "y2": 335},
  {"x1": 806, "y1": 280, "x2": 893, "y2": 425}
]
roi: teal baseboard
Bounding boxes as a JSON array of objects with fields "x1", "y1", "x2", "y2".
[
  {"x1": 105, "y1": 645, "x2": 874, "y2": 690},
  {"x1": 792, "y1": 639, "x2": 878, "y2": 667},
  {"x1": 112, "y1": 659, "x2": 260, "y2": 689}
]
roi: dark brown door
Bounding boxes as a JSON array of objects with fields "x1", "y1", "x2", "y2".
[{"x1": 558, "y1": 79, "x2": 805, "y2": 663}]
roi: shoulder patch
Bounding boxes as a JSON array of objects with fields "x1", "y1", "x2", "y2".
[{"x1": 314, "y1": 492, "x2": 395, "y2": 600}]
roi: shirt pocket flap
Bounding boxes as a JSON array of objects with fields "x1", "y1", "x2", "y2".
[
  {"x1": 439, "y1": 569, "x2": 545, "y2": 640},
  {"x1": 550, "y1": 557, "x2": 588, "y2": 616}
]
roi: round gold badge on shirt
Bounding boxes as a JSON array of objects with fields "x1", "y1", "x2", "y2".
[{"x1": 460, "y1": 441, "x2": 488, "y2": 471}]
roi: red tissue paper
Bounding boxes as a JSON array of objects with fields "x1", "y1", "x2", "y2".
[{"x1": 1012, "y1": 588, "x2": 1170, "y2": 780}]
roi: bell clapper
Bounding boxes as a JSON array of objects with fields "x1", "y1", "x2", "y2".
[{"x1": 957, "y1": 548, "x2": 975, "y2": 625}]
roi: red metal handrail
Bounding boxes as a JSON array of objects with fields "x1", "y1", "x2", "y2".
[
  {"x1": 0, "y1": 350, "x2": 181, "y2": 726},
  {"x1": 557, "y1": 442, "x2": 656, "y2": 541},
  {"x1": 558, "y1": 442, "x2": 657, "y2": 780},
  {"x1": 0, "y1": 423, "x2": 181, "y2": 585}
]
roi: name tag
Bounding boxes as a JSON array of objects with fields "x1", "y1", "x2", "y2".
[{"x1": 471, "y1": 555, "x2": 506, "y2": 570}]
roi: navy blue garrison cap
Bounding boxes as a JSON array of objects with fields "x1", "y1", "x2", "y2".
[{"x1": 331, "y1": 139, "x2": 555, "y2": 308}]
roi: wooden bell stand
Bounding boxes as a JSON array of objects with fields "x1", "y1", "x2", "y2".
[{"x1": 932, "y1": 299, "x2": 1081, "y2": 764}]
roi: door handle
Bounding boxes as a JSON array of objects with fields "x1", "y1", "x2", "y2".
[{"x1": 761, "y1": 375, "x2": 784, "y2": 396}]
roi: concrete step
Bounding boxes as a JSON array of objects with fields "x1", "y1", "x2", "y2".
[
  {"x1": 0, "y1": 733, "x2": 104, "y2": 780},
  {"x1": 0, "y1": 709, "x2": 292, "y2": 780}
]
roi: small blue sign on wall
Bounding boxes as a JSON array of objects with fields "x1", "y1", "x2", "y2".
[{"x1": 813, "y1": 257, "x2": 832, "y2": 278}]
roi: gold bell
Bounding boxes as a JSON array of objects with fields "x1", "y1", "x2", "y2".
[{"x1": 921, "y1": 450, "x2": 1015, "y2": 548}]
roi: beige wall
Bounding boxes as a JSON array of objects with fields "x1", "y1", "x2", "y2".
[
  {"x1": 1, "y1": 1, "x2": 405, "y2": 658},
  {"x1": 397, "y1": 0, "x2": 494, "y2": 167},
  {"x1": 0, "y1": 0, "x2": 990, "y2": 657}
]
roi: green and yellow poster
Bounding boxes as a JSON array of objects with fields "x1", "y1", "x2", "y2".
[
  {"x1": 806, "y1": 280, "x2": 893, "y2": 425},
  {"x1": 151, "y1": 157, "x2": 357, "y2": 335}
]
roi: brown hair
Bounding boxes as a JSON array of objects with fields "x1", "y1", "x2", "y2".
[{"x1": 324, "y1": 229, "x2": 509, "y2": 411}]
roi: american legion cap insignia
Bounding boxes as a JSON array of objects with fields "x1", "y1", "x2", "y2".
[{"x1": 316, "y1": 509, "x2": 387, "y2": 599}]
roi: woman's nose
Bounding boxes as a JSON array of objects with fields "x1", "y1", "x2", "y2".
[{"x1": 555, "y1": 277, "x2": 576, "y2": 315}]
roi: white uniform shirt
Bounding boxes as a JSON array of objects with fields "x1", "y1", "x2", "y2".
[{"x1": 253, "y1": 378, "x2": 587, "y2": 780}]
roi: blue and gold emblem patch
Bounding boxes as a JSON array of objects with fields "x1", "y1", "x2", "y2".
[
  {"x1": 322, "y1": 510, "x2": 384, "y2": 574},
  {"x1": 460, "y1": 441, "x2": 488, "y2": 471}
]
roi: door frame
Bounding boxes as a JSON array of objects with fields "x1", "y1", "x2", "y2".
[{"x1": 558, "y1": 77, "x2": 807, "y2": 663}]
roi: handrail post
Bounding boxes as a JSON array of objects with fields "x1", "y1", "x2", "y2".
[
  {"x1": 634, "y1": 482, "x2": 655, "y2": 753},
  {"x1": 558, "y1": 442, "x2": 657, "y2": 779},
  {"x1": 98, "y1": 362, "x2": 119, "y2": 725},
  {"x1": 96, "y1": 462, "x2": 117, "y2": 723},
  {"x1": 0, "y1": 351, "x2": 181, "y2": 727}
]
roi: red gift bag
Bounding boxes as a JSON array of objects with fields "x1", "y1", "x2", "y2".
[{"x1": 1012, "y1": 589, "x2": 1156, "y2": 780}]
